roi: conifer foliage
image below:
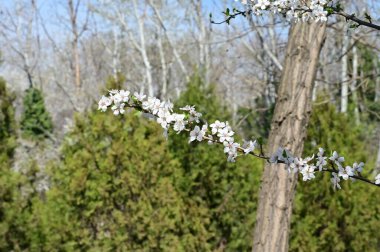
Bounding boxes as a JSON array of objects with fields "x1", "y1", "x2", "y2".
[
  {"x1": 0, "y1": 77, "x2": 16, "y2": 162},
  {"x1": 42, "y1": 111, "x2": 191, "y2": 251},
  {"x1": 37, "y1": 77, "x2": 210, "y2": 251},
  {"x1": 169, "y1": 75, "x2": 263, "y2": 250},
  {"x1": 32, "y1": 76, "x2": 263, "y2": 251},
  {"x1": 0, "y1": 78, "x2": 28, "y2": 250},
  {"x1": 290, "y1": 103, "x2": 380, "y2": 251},
  {"x1": 20, "y1": 88, "x2": 53, "y2": 139}
]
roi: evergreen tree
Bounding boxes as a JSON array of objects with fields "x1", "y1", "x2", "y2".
[
  {"x1": 0, "y1": 77, "x2": 36, "y2": 251},
  {"x1": 0, "y1": 77, "x2": 16, "y2": 162},
  {"x1": 237, "y1": 98, "x2": 275, "y2": 140},
  {"x1": 0, "y1": 77, "x2": 18, "y2": 249},
  {"x1": 169, "y1": 75, "x2": 262, "y2": 251},
  {"x1": 20, "y1": 87, "x2": 53, "y2": 139},
  {"x1": 290, "y1": 102, "x2": 380, "y2": 251},
  {"x1": 36, "y1": 77, "x2": 212, "y2": 251}
]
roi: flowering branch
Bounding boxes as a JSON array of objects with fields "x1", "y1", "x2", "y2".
[
  {"x1": 211, "y1": 1, "x2": 380, "y2": 31},
  {"x1": 98, "y1": 90, "x2": 380, "y2": 190},
  {"x1": 332, "y1": 9, "x2": 380, "y2": 30}
]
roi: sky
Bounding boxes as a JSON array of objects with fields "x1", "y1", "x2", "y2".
[{"x1": 0, "y1": 0, "x2": 246, "y2": 42}]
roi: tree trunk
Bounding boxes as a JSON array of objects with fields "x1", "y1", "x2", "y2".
[
  {"x1": 68, "y1": 0, "x2": 82, "y2": 89},
  {"x1": 375, "y1": 134, "x2": 380, "y2": 174},
  {"x1": 375, "y1": 58, "x2": 380, "y2": 102},
  {"x1": 252, "y1": 21, "x2": 326, "y2": 252},
  {"x1": 111, "y1": 26, "x2": 120, "y2": 79},
  {"x1": 341, "y1": 31, "x2": 349, "y2": 113},
  {"x1": 157, "y1": 28, "x2": 168, "y2": 98},
  {"x1": 351, "y1": 43, "x2": 360, "y2": 125},
  {"x1": 192, "y1": 0, "x2": 210, "y2": 85},
  {"x1": 132, "y1": 0, "x2": 154, "y2": 97},
  {"x1": 73, "y1": 41, "x2": 81, "y2": 89}
]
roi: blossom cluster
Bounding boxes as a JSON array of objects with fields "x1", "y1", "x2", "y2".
[
  {"x1": 99, "y1": 90, "x2": 380, "y2": 190},
  {"x1": 269, "y1": 147, "x2": 367, "y2": 190},
  {"x1": 237, "y1": 0, "x2": 329, "y2": 22}
]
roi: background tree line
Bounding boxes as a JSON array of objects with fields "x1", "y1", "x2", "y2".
[
  {"x1": 0, "y1": 72, "x2": 379, "y2": 251},
  {"x1": 1, "y1": 0, "x2": 380, "y2": 251}
]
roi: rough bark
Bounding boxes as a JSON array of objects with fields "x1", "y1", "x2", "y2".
[{"x1": 252, "y1": 21, "x2": 326, "y2": 252}]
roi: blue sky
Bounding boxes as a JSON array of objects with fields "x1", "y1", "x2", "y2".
[{"x1": 1, "y1": 0, "x2": 245, "y2": 40}]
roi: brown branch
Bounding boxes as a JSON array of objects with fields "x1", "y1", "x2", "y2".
[{"x1": 333, "y1": 11, "x2": 380, "y2": 31}]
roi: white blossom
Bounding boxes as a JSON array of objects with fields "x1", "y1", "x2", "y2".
[
  {"x1": 157, "y1": 110, "x2": 173, "y2": 129},
  {"x1": 290, "y1": 156, "x2": 313, "y2": 175},
  {"x1": 180, "y1": 105, "x2": 202, "y2": 122},
  {"x1": 210, "y1": 120, "x2": 226, "y2": 135},
  {"x1": 189, "y1": 110, "x2": 202, "y2": 123},
  {"x1": 223, "y1": 141, "x2": 240, "y2": 154},
  {"x1": 111, "y1": 92, "x2": 123, "y2": 104},
  {"x1": 134, "y1": 92, "x2": 146, "y2": 102},
  {"x1": 318, "y1": 147, "x2": 325, "y2": 157},
  {"x1": 288, "y1": 157, "x2": 308, "y2": 173},
  {"x1": 311, "y1": 0, "x2": 328, "y2": 7},
  {"x1": 227, "y1": 147, "x2": 238, "y2": 162},
  {"x1": 172, "y1": 114, "x2": 187, "y2": 133},
  {"x1": 189, "y1": 124, "x2": 207, "y2": 143},
  {"x1": 353, "y1": 162, "x2": 364, "y2": 173},
  {"x1": 338, "y1": 166, "x2": 354, "y2": 180},
  {"x1": 255, "y1": 0, "x2": 270, "y2": 10},
  {"x1": 238, "y1": 0, "x2": 329, "y2": 23},
  {"x1": 161, "y1": 100, "x2": 174, "y2": 112},
  {"x1": 201, "y1": 124, "x2": 208, "y2": 134},
  {"x1": 243, "y1": 140, "x2": 257, "y2": 155},
  {"x1": 286, "y1": 9, "x2": 298, "y2": 22},
  {"x1": 119, "y1": 90, "x2": 130, "y2": 102},
  {"x1": 375, "y1": 174, "x2": 380, "y2": 185},
  {"x1": 329, "y1": 151, "x2": 345, "y2": 165},
  {"x1": 142, "y1": 97, "x2": 162, "y2": 115},
  {"x1": 111, "y1": 102, "x2": 125, "y2": 115},
  {"x1": 316, "y1": 147, "x2": 327, "y2": 171},
  {"x1": 217, "y1": 127, "x2": 234, "y2": 143},
  {"x1": 288, "y1": 157, "x2": 302, "y2": 173},
  {"x1": 331, "y1": 173, "x2": 342, "y2": 190},
  {"x1": 312, "y1": 5, "x2": 328, "y2": 22},
  {"x1": 98, "y1": 95, "x2": 112, "y2": 112},
  {"x1": 300, "y1": 165, "x2": 316, "y2": 181}
]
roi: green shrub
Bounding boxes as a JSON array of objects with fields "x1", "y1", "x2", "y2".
[
  {"x1": 20, "y1": 88, "x2": 53, "y2": 139},
  {"x1": 290, "y1": 103, "x2": 380, "y2": 252},
  {"x1": 170, "y1": 74, "x2": 262, "y2": 251}
]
